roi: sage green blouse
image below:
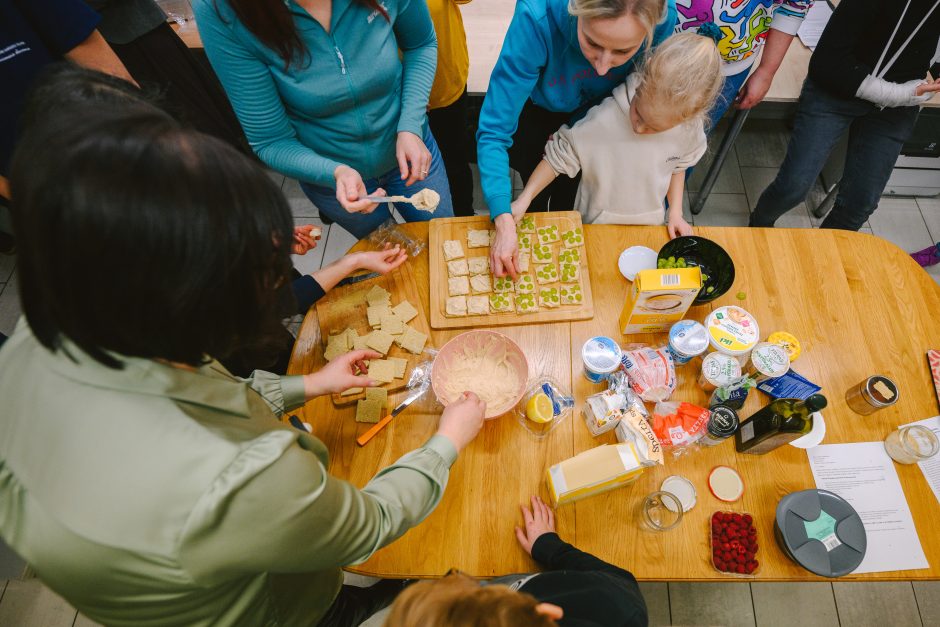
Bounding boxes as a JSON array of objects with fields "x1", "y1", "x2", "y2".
[{"x1": 0, "y1": 321, "x2": 456, "y2": 626}]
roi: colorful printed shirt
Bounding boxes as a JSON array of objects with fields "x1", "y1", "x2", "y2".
[{"x1": 675, "y1": 0, "x2": 814, "y2": 75}]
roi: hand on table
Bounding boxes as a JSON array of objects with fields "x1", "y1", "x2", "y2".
[
  {"x1": 292, "y1": 224, "x2": 322, "y2": 255},
  {"x1": 491, "y1": 213, "x2": 520, "y2": 280},
  {"x1": 515, "y1": 495, "x2": 556, "y2": 557},
  {"x1": 735, "y1": 68, "x2": 774, "y2": 110},
  {"x1": 304, "y1": 349, "x2": 381, "y2": 398},
  {"x1": 335, "y1": 165, "x2": 383, "y2": 214},
  {"x1": 667, "y1": 215, "x2": 693, "y2": 239},
  {"x1": 349, "y1": 245, "x2": 408, "y2": 274},
  {"x1": 396, "y1": 131, "x2": 431, "y2": 187},
  {"x1": 436, "y1": 391, "x2": 485, "y2": 452}
]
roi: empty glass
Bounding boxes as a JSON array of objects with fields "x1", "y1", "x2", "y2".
[
  {"x1": 884, "y1": 425, "x2": 939, "y2": 465},
  {"x1": 639, "y1": 491, "x2": 683, "y2": 531}
]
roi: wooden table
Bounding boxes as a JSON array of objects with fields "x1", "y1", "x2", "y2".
[{"x1": 289, "y1": 223, "x2": 940, "y2": 581}]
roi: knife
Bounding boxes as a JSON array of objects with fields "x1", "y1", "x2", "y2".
[
  {"x1": 357, "y1": 385, "x2": 428, "y2": 446},
  {"x1": 336, "y1": 271, "x2": 381, "y2": 287}
]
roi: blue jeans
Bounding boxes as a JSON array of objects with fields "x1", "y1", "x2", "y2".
[
  {"x1": 750, "y1": 79, "x2": 919, "y2": 230},
  {"x1": 707, "y1": 67, "x2": 751, "y2": 133},
  {"x1": 300, "y1": 129, "x2": 454, "y2": 239}
]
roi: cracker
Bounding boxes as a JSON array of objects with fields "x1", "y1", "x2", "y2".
[
  {"x1": 539, "y1": 287, "x2": 561, "y2": 308},
  {"x1": 443, "y1": 240, "x2": 464, "y2": 261},
  {"x1": 353, "y1": 335, "x2": 369, "y2": 351},
  {"x1": 467, "y1": 229, "x2": 490, "y2": 248},
  {"x1": 367, "y1": 304, "x2": 392, "y2": 328},
  {"x1": 356, "y1": 399, "x2": 383, "y2": 423},
  {"x1": 365, "y1": 330, "x2": 395, "y2": 355},
  {"x1": 446, "y1": 295, "x2": 468, "y2": 316},
  {"x1": 560, "y1": 262, "x2": 581, "y2": 283},
  {"x1": 536, "y1": 263, "x2": 559, "y2": 284},
  {"x1": 328, "y1": 328, "x2": 351, "y2": 350},
  {"x1": 468, "y1": 257, "x2": 489, "y2": 275},
  {"x1": 518, "y1": 233, "x2": 533, "y2": 251},
  {"x1": 517, "y1": 251, "x2": 530, "y2": 273},
  {"x1": 447, "y1": 258, "x2": 469, "y2": 277},
  {"x1": 493, "y1": 276, "x2": 515, "y2": 293},
  {"x1": 532, "y1": 244, "x2": 553, "y2": 263},
  {"x1": 340, "y1": 386, "x2": 364, "y2": 397},
  {"x1": 515, "y1": 292, "x2": 539, "y2": 314},
  {"x1": 366, "y1": 285, "x2": 391, "y2": 305},
  {"x1": 560, "y1": 284, "x2": 583, "y2": 305},
  {"x1": 365, "y1": 386, "x2": 388, "y2": 409},
  {"x1": 515, "y1": 273, "x2": 535, "y2": 294},
  {"x1": 397, "y1": 325, "x2": 428, "y2": 354},
  {"x1": 518, "y1": 215, "x2": 536, "y2": 233},
  {"x1": 470, "y1": 274, "x2": 491, "y2": 294},
  {"x1": 380, "y1": 311, "x2": 405, "y2": 335},
  {"x1": 559, "y1": 248, "x2": 581, "y2": 265},
  {"x1": 391, "y1": 300, "x2": 418, "y2": 324},
  {"x1": 489, "y1": 230, "x2": 497, "y2": 245},
  {"x1": 324, "y1": 340, "x2": 348, "y2": 362},
  {"x1": 448, "y1": 276, "x2": 470, "y2": 296},
  {"x1": 489, "y1": 292, "x2": 514, "y2": 313},
  {"x1": 386, "y1": 357, "x2": 408, "y2": 379},
  {"x1": 467, "y1": 295, "x2": 489, "y2": 315},
  {"x1": 561, "y1": 227, "x2": 584, "y2": 247},
  {"x1": 537, "y1": 224, "x2": 560, "y2": 244},
  {"x1": 367, "y1": 359, "x2": 396, "y2": 383}
]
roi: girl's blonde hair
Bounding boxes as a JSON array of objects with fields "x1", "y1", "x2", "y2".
[
  {"x1": 384, "y1": 574, "x2": 557, "y2": 627},
  {"x1": 568, "y1": 0, "x2": 666, "y2": 49},
  {"x1": 634, "y1": 31, "x2": 724, "y2": 127}
]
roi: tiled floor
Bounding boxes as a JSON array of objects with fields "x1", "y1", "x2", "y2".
[{"x1": 1, "y1": 121, "x2": 939, "y2": 626}]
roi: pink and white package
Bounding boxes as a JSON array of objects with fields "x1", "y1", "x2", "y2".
[{"x1": 620, "y1": 346, "x2": 677, "y2": 402}]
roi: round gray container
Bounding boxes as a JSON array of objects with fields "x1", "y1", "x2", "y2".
[{"x1": 774, "y1": 489, "x2": 866, "y2": 577}]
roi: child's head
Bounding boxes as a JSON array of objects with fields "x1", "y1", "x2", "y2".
[
  {"x1": 384, "y1": 573, "x2": 561, "y2": 627},
  {"x1": 630, "y1": 31, "x2": 723, "y2": 135}
]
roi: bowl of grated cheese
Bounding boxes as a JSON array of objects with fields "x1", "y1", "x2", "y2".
[{"x1": 432, "y1": 330, "x2": 529, "y2": 419}]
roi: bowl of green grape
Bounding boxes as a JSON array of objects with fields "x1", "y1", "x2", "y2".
[{"x1": 657, "y1": 236, "x2": 735, "y2": 304}]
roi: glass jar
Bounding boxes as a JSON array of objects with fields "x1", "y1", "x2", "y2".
[
  {"x1": 845, "y1": 376, "x2": 899, "y2": 415},
  {"x1": 638, "y1": 491, "x2": 683, "y2": 531},
  {"x1": 884, "y1": 425, "x2": 939, "y2": 464}
]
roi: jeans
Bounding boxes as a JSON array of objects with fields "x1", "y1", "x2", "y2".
[
  {"x1": 706, "y1": 67, "x2": 751, "y2": 133},
  {"x1": 751, "y1": 78, "x2": 919, "y2": 231},
  {"x1": 428, "y1": 89, "x2": 474, "y2": 216},
  {"x1": 300, "y1": 128, "x2": 454, "y2": 239}
]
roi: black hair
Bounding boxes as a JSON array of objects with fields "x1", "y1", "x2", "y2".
[{"x1": 9, "y1": 104, "x2": 294, "y2": 369}]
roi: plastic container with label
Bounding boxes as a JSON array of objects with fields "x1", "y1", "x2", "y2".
[
  {"x1": 581, "y1": 336, "x2": 623, "y2": 383},
  {"x1": 705, "y1": 306, "x2": 759, "y2": 364},
  {"x1": 698, "y1": 352, "x2": 742, "y2": 392},
  {"x1": 514, "y1": 377, "x2": 574, "y2": 439},
  {"x1": 774, "y1": 489, "x2": 866, "y2": 577},
  {"x1": 668, "y1": 320, "x2": 709, "y2": 365},
  {"x1": 745, "y1": 342, "x2": 790, "y2": 382},
  {"x1": 710, "y1": 510, "x2": 760, "y2": 576}
]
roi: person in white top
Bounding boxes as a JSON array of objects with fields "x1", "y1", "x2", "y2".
[{"x1": 510, "y1": 31, "x2": 723, "y2": 239}]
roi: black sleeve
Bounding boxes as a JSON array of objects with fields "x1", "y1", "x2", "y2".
[
  {"x1": 291, "y1": 275, "x2": 326, "y2": 315},
  {"x1": 531, "y1": 533, "x2": 637, "y2": 582},
  {"x1": 808, "y1": 0, "x2": 879, "y2": 99}
]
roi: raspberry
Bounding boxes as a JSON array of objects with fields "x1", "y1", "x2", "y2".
[
  {"x1": 743, "y1": 514, "x2": 753, "y2": 525},
  {"x1": 723, "y1": 551, "x2": 732, "y2": 562},
  {"x1": 736, "y1": 564, "x2": 746, "y2": 574}
]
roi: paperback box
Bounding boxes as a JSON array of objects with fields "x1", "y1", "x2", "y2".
[
  {"x1": 546, "y1": 444, "x2": 645, "y2": 506},
  {"x1": 619, "y1": 268, "x2": 702, "y2": 335}
]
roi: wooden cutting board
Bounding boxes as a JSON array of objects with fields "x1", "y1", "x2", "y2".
[
  {"x1": 315, "y1": 261, "x2": 432, "y2": 405},
  {"x1": 428, "y1": 212, "x2": 594, "y2": 329}
]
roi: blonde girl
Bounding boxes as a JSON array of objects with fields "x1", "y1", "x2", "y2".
[{"x1": 511, "y1": 31, "x2": 723, "y2": 239}]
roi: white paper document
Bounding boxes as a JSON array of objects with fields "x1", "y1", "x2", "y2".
[
  {"x1": 900, "y1": 416, "x2": 940, "y2": 505},
  {"x1": 807, "y1": 442, "x2": 928, "y2": 574},
  {"x1": 798, "y1": 1, "x2": 833, "y2": 50}
]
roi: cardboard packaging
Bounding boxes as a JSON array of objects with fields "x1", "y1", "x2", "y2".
[
  {"x1": 546, "y1": 444, "x2": 645, "y2": 506},
  {"x1": 619, "y1": 268, "x2": 702, "y2": 335}
]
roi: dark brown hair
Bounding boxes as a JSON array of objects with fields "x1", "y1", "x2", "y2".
[
  {"x1": 384, "y1": 573, "x2": 558, "y2": 627},
  {"x1": 222, "y1": 0, "x2": 390, "y2": 68}
]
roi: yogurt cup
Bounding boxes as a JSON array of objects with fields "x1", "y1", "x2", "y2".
[
  {"x1": 698, "y1": 352, "x2": 742, "y2": 392},
  {"x1": 667, "y1": 320, "x2": 709, "y2": 365},
  {"x1": 582, "y1": 336, "x2": 623, "y2": 383},
  {"x1": 706, "y1": 306, "x2": 759, "y2": 364},
  {"x1": 746, "y1": 342, "x2": 790, "y2": 381},
  {"x1": 768, "y1": 331, "x2": 801, "y2": 362}
]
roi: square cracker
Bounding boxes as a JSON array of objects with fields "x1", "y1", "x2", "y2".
[
  {"x1": 367, "y1": 304, "x2": 392, "y2": 328},
  {"x1": 467, "y1": 229, "x2": 490, "y2": 248},
  {"x1": 468, "y1": 295, "x2": 489, "y2": 315},
  {"x1": 365, "y1": 386, "x2": 388, "y2": 409},
  {"x1": 324, "y1": 340, "x2": 348, "y2": 362},
  {"x1": 515, "y1": 274, "x2": 535, "y2": 294},
  {"x1": 397, "y1": 325, "x2": 428, "y2": 354},
  {"x1": 353, "y1": 335, "x2": 369, "y2": 351},
  {"x1": 447, "y1": 258, "x2": 469, "y2": 277},
  {"x1": 489, "y1": 292, "x2": 514, "y2": 313},
  {"x1": 517, "y1": 251, "x2": 530, "y2": 273},
  {"x1": 515, "y1": 292, "x2": 539, "y2": 314},
  {"x1": 367, "y1": 359, "x2": 396, "y2": 383},
  {"x1": 356, "y1": 399, "x2": 383, "y2": 423},
  {"x1": 560, "y1": 262, "x2": 581, "y2": 283},
  {"x1": 365, "y1": 330, "x2": 395, "y2": 355},
  {"x1": 386, "y1": 357, "x2": 408, "y2": 379},
  {"x1": 366, "y1": 285, "x2": 391, "y2": 305},
  {"x1": 493, "y1": 276, "x2": 515, "y2": 293},
  {"x1": 468, "y1": 257, "x2": 489, "y2": 275},
  {"x1": 392, "y1": 300, "x2": 418, "y2": 323},
  {"x1": 380, "y1": 312, "x2": 405, "y2": 335},
  {"x1": 470, "y1": 274, "x2": 491, "y2": 294},
  {"x1": 446, "y1": 296, "x2": 468, "y2": 316},
  {"x1": 443, "y1": 240, "x2": 464, "y2": 261},
  {"x1": 532, "y1": 244, "x2": 553, "y2": 263},
  {"x1": 448, "y1": 276, "x2": 470, "y2": 296},
  {"x1": 560, "y1": 284, "x2": 583, "y2": 305},
  {"x1": 518, "y1": 215, "x2": 536, "y2": 233},
  {"x1": 536, "y1": 263, "x2": 559, "y2": 285}
]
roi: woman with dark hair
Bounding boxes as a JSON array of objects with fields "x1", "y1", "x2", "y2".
[
  {"x1": 0, "y1": 104, "x2": 485, "y2": 626},
  {"x1": 192, "y1": 0, "x2": 454, "y2": 239}
]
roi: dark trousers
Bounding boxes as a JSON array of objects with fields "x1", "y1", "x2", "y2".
[
  {"x1": 508, "y1": 100, "x2": 581, "y2": 213},
  {"x1": 428, "y1": 89, "x2": 474, "y2": 217},
  {"x1": 317, "y1": 579, "x2": 411, "y2": 627},
  {"x1": 751, "y1": 79, "x2": 919, "y2": 231}
]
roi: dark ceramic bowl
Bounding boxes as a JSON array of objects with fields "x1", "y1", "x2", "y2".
[{"x1": 658, "y1": 236, "x2": 735, "y2": 304}]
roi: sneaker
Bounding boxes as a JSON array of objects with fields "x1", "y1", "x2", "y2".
[{"x1": 911, "y1": 243, "x2": 940, "y2": 267}]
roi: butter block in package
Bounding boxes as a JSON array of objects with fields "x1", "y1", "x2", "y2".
[
  {"x1": 619, "y1": 268, "x2": 702, "y2": 334},
  {"x1": 546, "y1": 444, "x2": 646, "y2": 506}
]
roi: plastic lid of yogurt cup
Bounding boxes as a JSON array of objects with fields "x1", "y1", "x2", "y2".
[
  {"x1": 669, "y1": 320, "x2": 709, "y2": 357},
  {"x1": 582, "y1": 336, "x2": 622, "y2": 375},
  {"x1": 768, "y1": 331, "x2": 801, "y2": 362},
  {"x1": 706, "y1": 306, "x2": 760, "y2": 356}
]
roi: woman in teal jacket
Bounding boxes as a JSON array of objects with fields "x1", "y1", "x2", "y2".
[
  {"x1": 479, "y1": 0, "x2": 677, "y2": 278},
  {"x1": 193, "y1": 0, "x2": 453, "y2": 238}
]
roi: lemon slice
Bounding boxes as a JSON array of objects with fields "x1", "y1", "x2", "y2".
[{"x1": 526, "y1": 392, "x2": 554, "y2": 423}]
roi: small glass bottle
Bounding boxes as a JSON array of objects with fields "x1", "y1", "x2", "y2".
[{"x1": 735, "y1": 394, "x2": 827, "y2": 455}]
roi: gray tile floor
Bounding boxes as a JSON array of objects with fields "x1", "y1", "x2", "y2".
[{"x1": 1, "y1": 120, "x2": 939, "y2": 626}]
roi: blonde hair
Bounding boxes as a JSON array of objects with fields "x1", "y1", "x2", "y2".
[
  {"x1": 634, "y1": 32, "x2": 723, "y2": 127},
  {"x1": 568, "y1": 0, "x2": 666, "y2": 48},
  {"x1": 384, "y1": 574, "x2": 557, "y2": 627}
]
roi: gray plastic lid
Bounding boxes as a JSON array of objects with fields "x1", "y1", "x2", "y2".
[{"x1": 775, "y1": 489, "x2": 866, "y2": 577}]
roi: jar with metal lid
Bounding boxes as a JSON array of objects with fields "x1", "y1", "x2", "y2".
[
  {"x1": 845, "y1": 376, "x2": 899, "y2": 415},
  {"x1": 700, "y1": 405, "x2": 740, "y2": 446},
  {"x1": 884, "y1": 425, "x2": 938, "y2": 464}
]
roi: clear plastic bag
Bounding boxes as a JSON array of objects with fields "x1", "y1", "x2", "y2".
[
  {"x1": 515, "y1": 377, "x2": 574, "y2": 439},
  {"x1": 621, "y1": 346, "x2": 677, "y2": 402},
  {"x1": 366, "y1": 218, "x2": 426, "y2": 258},
  {"x1": 652, "y1": 401, "x2": 709, "y2": 457}
]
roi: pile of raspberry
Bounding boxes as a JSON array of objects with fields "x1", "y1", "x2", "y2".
[{"x1": 711, "y1": 511, "x2": 759, "y2": 575}]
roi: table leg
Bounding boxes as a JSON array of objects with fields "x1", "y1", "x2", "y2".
[
  {"x1": 812, "y1": 180, "x2": 840, "y2": 219},
  {"x1": 691, "y1": 107, "x2": 751, "y2": 216}
]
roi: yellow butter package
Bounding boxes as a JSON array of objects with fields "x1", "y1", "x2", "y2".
[
  {"x1": 546, "y1": 444, "x2": 645, "y2": 506},
  {"x1": 619, "y1": 268, "x2": 702, "y2": 335}
]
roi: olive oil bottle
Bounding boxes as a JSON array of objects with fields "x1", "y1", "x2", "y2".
[{"x1": 735, "y1": 394, "x2": 827, "y2": 454}]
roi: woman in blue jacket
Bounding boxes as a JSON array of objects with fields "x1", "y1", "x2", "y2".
[
  {"x1": 193, "y1": 0, "x2": 453, "y2": 239},
  {"x1": 480, "y1": 0, "x2": 677, "y2": 278}
]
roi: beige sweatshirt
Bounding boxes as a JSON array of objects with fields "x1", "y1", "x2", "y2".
[{"x1": 543, "y1": 74, "x2": 707, "y2": 225}]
